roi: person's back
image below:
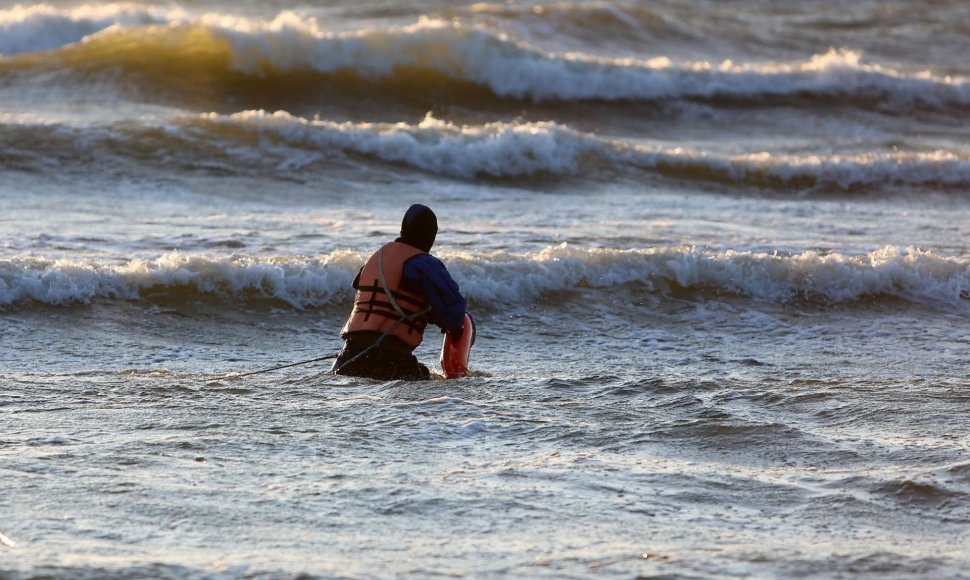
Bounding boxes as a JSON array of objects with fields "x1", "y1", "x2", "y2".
[{"x1": 332, "y1": 204, "x2": 466, "y2": 380}]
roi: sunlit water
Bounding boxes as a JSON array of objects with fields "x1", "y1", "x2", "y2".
[{"x1": 2, "y1": 0, "x2": 969, "y2": 577}]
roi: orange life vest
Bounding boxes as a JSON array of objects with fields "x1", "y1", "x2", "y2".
[{"x1": 341, "y1": 242, "x2": 431, "y2": 349}]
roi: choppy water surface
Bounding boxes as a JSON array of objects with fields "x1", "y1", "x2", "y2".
[{"x1": 2, "y1": 0, "x2": 969, "y2": 577}]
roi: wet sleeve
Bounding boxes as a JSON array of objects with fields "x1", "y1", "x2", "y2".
[{"x1": 402, "y1": 254, "x2": 467, "y2": 331}]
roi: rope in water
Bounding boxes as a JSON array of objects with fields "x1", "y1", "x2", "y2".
[
  {"x1": 332, "y1": 248, "x2": 432, "y2": 375},
  {"x1": 330, "y1": 308, "x2": 430, "y2": 375},
  {"x1": 229, "y1": 248, "x2": 431, "y2": 380},
  {"x1": 225, "y1": 353, "x2": 341, "y2": 379},
  {"x1": 224, "y1": 309, "x2": 427, "y2": 380}
]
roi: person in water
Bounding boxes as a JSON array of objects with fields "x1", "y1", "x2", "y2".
[{"x1": 332, "y1": 204, "x2": 467, "y2": 380}]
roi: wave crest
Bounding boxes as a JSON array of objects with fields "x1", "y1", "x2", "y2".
[
  {"x1": 2, "y1": 246, "x2": 967, "y2": 310},
  {"x1": 0, "y1": 3, "x2": 178, "y2": 55},
  {"x1": 0, "y1": 252, "x2": 361, "y2": 309},
  {"x1": 4, "y1": 110, "x2": 969, "y2": 189},
  {"x1": 1, "y1": 6, "x2": 967, "y2": 111}
]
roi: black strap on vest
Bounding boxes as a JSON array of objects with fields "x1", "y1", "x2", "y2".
[
  {"x1": 379, "y1": 247, "x2": 407, "y2": 318},
  {"x1": 353, "y1": 247, "x2": 431, "y2": 335}
]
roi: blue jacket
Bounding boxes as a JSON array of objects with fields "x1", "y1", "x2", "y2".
[{"x1": 401, "y1": 254, "x2": 466, "y2": 331}]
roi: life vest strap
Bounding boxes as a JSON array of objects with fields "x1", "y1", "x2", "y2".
[
  {"x1": 341, "y1": 241, "x2": 432, "y2": 349},
  {"x1": 352, "y1": 305, "x2": 429, "y2": 335},
  {"x1": 355, "y1": 284, "x2": 427, "y2": 309},
  {"x1": 379, "y1": 247, "x2": 408, "y2": 319}
]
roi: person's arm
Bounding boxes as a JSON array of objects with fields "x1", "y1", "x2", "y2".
[{"x1": 402, "y1": 254, "x2": 466, "y2": 332}]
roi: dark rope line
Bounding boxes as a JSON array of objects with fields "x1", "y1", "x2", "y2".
[
  {"x1": 231, "y1": 254, "x2": 434, "y2": 381},
  {"x1": 224, "y1": 353, "x2": 341, "y2": 379}
]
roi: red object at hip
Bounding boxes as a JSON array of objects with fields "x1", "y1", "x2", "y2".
[{"x1": 440, "y1": 313, "x2": 476, "y2": 378}]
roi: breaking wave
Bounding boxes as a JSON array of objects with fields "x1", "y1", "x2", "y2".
[
  {"x1": 1, "y1": 6, "x2": 968, "y2": 111},
  {"x1": 1, "y1": 245, "x2": 967, "y2": 310},
  {"x1": 0, "y1": 3, "x2": 176, "y2": 55},
  {"x1": 4, "y1": 111, "x2": 970, "y2": 189}
]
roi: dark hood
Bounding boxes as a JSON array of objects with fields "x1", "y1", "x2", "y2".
[{"x1": 396, "y1": 204, "x2": 438, "y2": 252}]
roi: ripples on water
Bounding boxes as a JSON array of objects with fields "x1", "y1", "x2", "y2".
[
  {"x1": 3, "y1": 0, "x2": 970, "y2": 576},
  {"x1": 3, "y1": 300, "x2": 969, "y2": 577}
]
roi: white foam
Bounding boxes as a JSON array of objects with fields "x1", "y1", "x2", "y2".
[
  {"x1": 199, "y1": 111, "x2": 970, "y2": 186},
  {"x1": 449, "y1": 244, "x2": 970, "y2": 307},
  {"x1": 199, "y1": 111, "x2": 588, "y2": 178},
  {"x1": 621, "y1": 147, "x2": 970, "y2": 189},
  {"x1": 0, "y1": 252, "x2": 361, "y2": 308},
  {"x1": 4, "y1": 110, "x2": 969, "y2": 187},
  {"x1": 2, "y1": 246, "x2": 967, "y2": 309},
  {"x1": 4, "y1": 6, "x2": 968, "y2": 109},
  {"x1": 209, "y1": 17, "x2": 970, "y2": 107},
  {"x1": 0, "y1": 3, "x2": 178, "y2": 55}
]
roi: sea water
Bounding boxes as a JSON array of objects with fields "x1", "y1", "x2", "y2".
[{"x1": 1, "y1": 0, "x2": 969, "y2": 577}]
